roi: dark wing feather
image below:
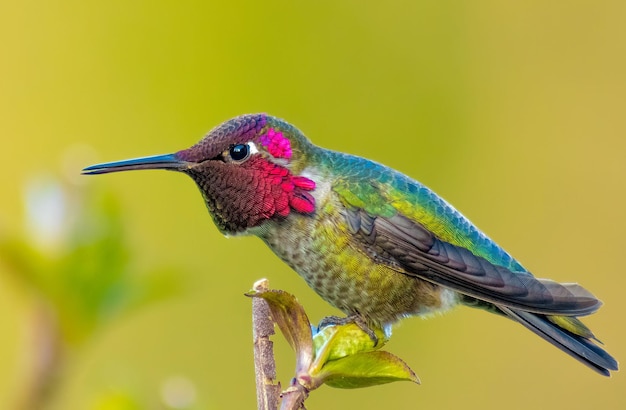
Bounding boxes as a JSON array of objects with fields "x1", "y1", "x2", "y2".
[
  {"x1": 499, "y1": 306, "x2": 618, "y2": 376},
  {"x1": 353, "y1": 210, "x2": 600, "y2": 316},
  {"x1": 351, "y1": 210, "x2": 618, "y2": 375},
  {"x1": 334, "y1": 171, "x2": 616, "y2": 375}
]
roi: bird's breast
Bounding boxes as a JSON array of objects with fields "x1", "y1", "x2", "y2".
[{"x1": 256, "y1": 177, "x2": 458, "y2": 326}]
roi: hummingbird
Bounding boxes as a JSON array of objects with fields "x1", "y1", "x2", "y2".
[{"x1": 83, "y1": 113, "x2": 617, "y2": 376}]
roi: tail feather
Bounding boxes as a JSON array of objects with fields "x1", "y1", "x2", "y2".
[{"x1": 499, "y1": 306, "x2": 618, "y2": 376}]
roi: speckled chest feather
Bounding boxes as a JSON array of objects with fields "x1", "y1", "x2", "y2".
[{"x1": 256, "y1": 189, "x2": 456, "y2": 326}]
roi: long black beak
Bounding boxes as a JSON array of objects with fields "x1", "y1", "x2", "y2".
[{"x1": 82, "y1": 153, "x2": 189, "y2": 175}]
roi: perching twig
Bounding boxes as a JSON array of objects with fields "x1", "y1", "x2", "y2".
[
  {"x1": 280, "y1": 380, "x2": 309, "y2": 410},
  {"x1": 249, "y1": 280, "x2": 418, "y2": 410},
  {"x1": 251, "y1": 279, "x2": 281, "y2": 410}
]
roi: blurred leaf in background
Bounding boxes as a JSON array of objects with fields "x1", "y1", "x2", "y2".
[{"x1": 0, "y1": 170, "x2": 184, "y2": 409}]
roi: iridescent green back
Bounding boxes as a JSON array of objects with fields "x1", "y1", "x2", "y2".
[{"x1": 313, "y1": 148, "x2": 527, "y2": 273}]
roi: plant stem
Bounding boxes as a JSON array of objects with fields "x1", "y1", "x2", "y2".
[
  {"x1": 251, "y1": 279, "x2": 281, "y2": 410},
  {"x1": 280, "y1": 381, "x2": 309, "y2": 410},
  {"x1": 16, "y1": 298, "x2": 62, "y2": 410}
]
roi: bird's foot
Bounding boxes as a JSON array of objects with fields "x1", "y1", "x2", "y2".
[{"x1": 317, "y1": 314, "x2": 380, "y2": 346}]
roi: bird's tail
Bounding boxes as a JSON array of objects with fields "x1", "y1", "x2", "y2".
[{"x1": 499, "y1": 306, "x2": 618, "y2": 376}]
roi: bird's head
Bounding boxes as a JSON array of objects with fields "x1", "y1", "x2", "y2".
[{"x1": 83, "y1": 114, "x2": 318, "y2": 234}]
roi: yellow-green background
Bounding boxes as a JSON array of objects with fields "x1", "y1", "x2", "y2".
[{"x1": 1, "y1": 1, "x2": 625, "y2": 409}]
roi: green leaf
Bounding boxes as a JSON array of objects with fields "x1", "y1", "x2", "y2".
[
  {"x1": 317, "y1": 351, "x2": 420, "y2": 389},
  {"x1": 245, "y1": 287, "x2": 314, "y2": 373},
  {"x1": 311, "y1": 323, "x2": 387, "y2": 374}
]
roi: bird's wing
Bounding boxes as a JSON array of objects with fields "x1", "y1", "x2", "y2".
[{"x1": 332, "y1": 178, "x2": 601, "y2": 317}]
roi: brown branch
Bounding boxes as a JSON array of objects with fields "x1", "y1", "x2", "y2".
[
  {"x1": 280, "y1": 381, "x2": 309, "y2": 410},
  {"x1": 251, "y1": 279, "x2": 281, "y2": 410},
  {"x1": 15, "y1": 298, "x2": 63, "y2": 410}
]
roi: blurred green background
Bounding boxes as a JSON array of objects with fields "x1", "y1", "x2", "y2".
[{"x1": 1, "y1": 1, "x2": 625, "y2": 409}]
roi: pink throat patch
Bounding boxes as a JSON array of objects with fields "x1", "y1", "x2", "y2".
[
  {"x1": 282, "y1": 175, "x2": 317, "y2": 214},
  {"x1": 247, "y1": 156, "x2": 316, "y2": 219},
  {"x1": 259, "y1": 128, "x2": 292, "y2": 159}
]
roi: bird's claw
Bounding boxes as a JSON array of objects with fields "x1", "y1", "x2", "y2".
[{"x1": 317, "y1": 314, "x2": 380, "y2": 346}]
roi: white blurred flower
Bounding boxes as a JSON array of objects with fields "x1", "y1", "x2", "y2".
[
  {"x1": 161, "y1": 375, "x2": 197, "y2": 409},
  {"x1": 23, "y1": 175, "x2": 74, "y2": 254}
]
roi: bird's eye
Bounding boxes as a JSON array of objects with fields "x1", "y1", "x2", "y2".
[{"x1": 229, "y1": 144, "x2": 250, "y2": 162}]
